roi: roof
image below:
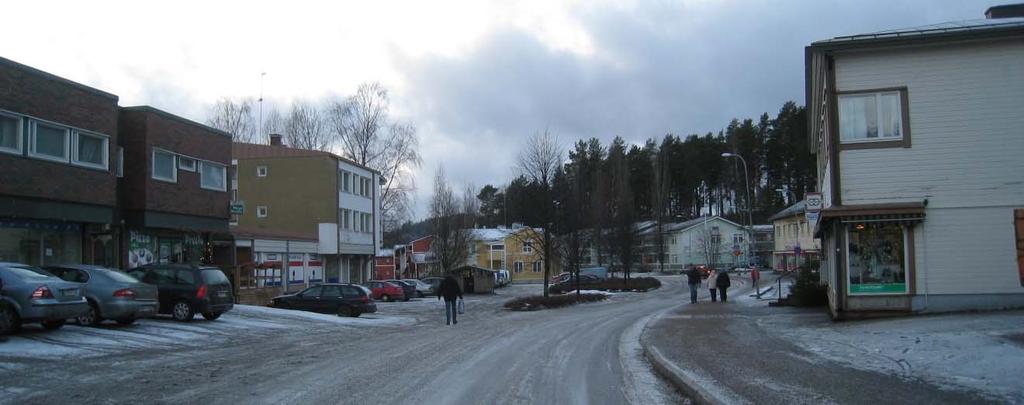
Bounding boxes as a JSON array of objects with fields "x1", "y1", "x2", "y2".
[
  {"x1": 232, "y1": 142, "x2": 381, "y2": 175},
  {"x1": 667, "y1": 216, "x2": 745, "y2": 233},
  {"x1": 471, "y1": 228, "x2": 513, "y2": 241},
  {"x1": 0, "y1": 56, "x2": 118, "y2": 101},
  {"x1": 768, "y1": 201, "x2": 807, "y2": 222},
  {"x1": 121, "y1": 106, "x2": 233, "y2": 138},
  {"x1": 810, "y1": 17, "x2": 1024, "y2": 49}
]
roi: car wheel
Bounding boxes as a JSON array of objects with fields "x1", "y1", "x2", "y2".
[
  {"x1": 0, "y1": 305, "x2": 19, "y2": 335},
  {"x1": 41, "y1": 320, "x2": 65, "y2": 330},
  {"x1": 115, "y1": 318, "x2": 136, "y2": 326},
  {"x1": 172, "y1": 301, "x2": 195, "y2": 322},
  {"x1": 337, "y1": 306, "x2": 355, "y2": 317},
  {"x1": 202, "y1": 312, "x2": 221, "y2": 321},
  {"x1": 77, "y1": 302, "x2": 102, "y2": 327},
  {"x1": 382, "y1": 295, "x2": 391, "y2": 302}
]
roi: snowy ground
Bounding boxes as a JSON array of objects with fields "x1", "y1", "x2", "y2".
[
  {"x1": 761, "y1": 310, "x2": 1024, "y2": 403},
  {"x1": 1, "y1": 281, "x2": 684, "y2": 404}
]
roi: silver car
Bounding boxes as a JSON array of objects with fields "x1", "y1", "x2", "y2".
[
  {"x1": 45, "y1": 264, "x2": 159, "y2": 326},
  {"x1": 402, "y1": 279, "x2": 434, "y2": 297},
  {"x1": 0, "y1": 262, "x2": 89, "y2": 334}
]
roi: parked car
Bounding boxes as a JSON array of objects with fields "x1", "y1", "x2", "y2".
[
  {"x1": 45, "y1": 264, "x2": 158, "y2": 326},
  {"x1": 127, "y1": 264, "x2": 234, "y2": 322},
  {"x1": 271, "y1": 283, "x2": 376, "y2": 317},
  {"x1": 421, "y1": 277, "x2": 444, "y2": 296},
  {"x1": 385, "y1": 279, "x2": 416, "y2": 301},
  {"x1": 549, "y1": 274, "x2": 603, "y2": 293},
  {"x1": 495, "y1": 270, "x2": 511, "y2": 287},
  {"x1": 0, "y1": 262, "x2": 89, "y2": 334},
  {"x1": 361, "y1": 280, "x2": 405, "y2": 302},
  {"x1": 402, "y1": 279, "x2": 433, "y2": 297}
]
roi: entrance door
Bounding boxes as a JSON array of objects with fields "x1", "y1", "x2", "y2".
[{"x1": 464, "y1": 275, "x2": 475, "y2": 294}]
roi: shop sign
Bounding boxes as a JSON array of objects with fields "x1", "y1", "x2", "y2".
[
  {"x1": 128, "y1": 230, "x2": 156, "y2": 269},
  {"x1": 0, "y1": 219, "x2": 81, "y2": 232},
  {"x1": 230, "y1": 202, "x2": 245, "y2": 215}
]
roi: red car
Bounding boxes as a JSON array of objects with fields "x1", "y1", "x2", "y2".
[{"x1": 362, "y1": 280, "x2": 406, "y2": 302}]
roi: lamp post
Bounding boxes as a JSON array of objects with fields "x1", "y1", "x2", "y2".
[{"x1": 721, "y1": 153, "x2": 754, "y2": 268}]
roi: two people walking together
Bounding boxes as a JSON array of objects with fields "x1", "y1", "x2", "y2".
[{"x1": 686, "y1": 267, "x2": 731, "y2": 304}]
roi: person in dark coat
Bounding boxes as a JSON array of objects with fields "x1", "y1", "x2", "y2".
[
  {"x1": 716, "y1": 270, "x2": 732, "y2": 302},
  {"x1": 437, "y1": 275, "x2": 463, "y2": 325},
  {"x1": 686, "y1": 267, "x2": 701, "y2": 304}
]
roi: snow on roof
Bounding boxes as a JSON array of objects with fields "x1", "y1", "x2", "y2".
[{"x1": 768, "y1": 201, "x2": 807, "y2": 222}]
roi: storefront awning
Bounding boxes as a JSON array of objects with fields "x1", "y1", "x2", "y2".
[{"x1": 817, "y1": 202, "x2": 926, "y2": 235}]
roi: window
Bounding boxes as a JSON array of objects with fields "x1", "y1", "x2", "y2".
[
  {"x1": 341, "y1": 209, "x2": 350, "y2": 230},
  {"x1": 116, "y1": 147, "x2": 124, "y2": 178},
  {"x1": 733, "y1": 234, "x2": 744, "y2": 244},
  {"x1": 200, "y1": 161, "x2": 227, "y2": 191},
  {"x1": 152, "y1": 149, "x2": 177, "y2": 182},
  {"x1": 513, "y1": 261, "x2": 524, "y2": 273},
  {"x1": 70, "y1": 131, "x2": 109, "y2": 169},
  {"x1": 846, "y1": 223, "x2": 908, "y2": 295},
  {"x1": 178, "y1": 156, "x2": 196, "y2": 172},
  {"x1": 257, "y1": 206, "x2": 269, "y2": 218},
  {"x1": 0, "y1": 112, "x2": 22, "y2": 155},
  {"x1": 710, "y1": 234, "x2": 721, "y2": 245},
  {"x1": 532, "y1": 261, "x2": 542, "y2": 273},
  {"x1": 342, "y1": 171, "x2": 351, "y2": 192},
  {"x1": 257, "y1": 165, "x2": 268, "y2": 177},
  {"x1": 523, "y1": 241, "x2": 533, "y2": 253},
  {"x1": 839, "y1": 90, "x2": 908, "y2": 146},
  {"x1": 29, "y1": 120, "x2": 69, "y2": 162},
  {"x1": 491, "y1": 244, "x2": 504, "y2": 251},
  {"x1": 671, "y1": 254, "x2": 679, "y2": 264},
  {"x1": 669, "y1": 236, "x2": 676, "y2": 245}
]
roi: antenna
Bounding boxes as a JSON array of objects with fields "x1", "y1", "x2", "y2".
[{"x1": 259, "y1": 72, "x2": 266, "y2": 142}]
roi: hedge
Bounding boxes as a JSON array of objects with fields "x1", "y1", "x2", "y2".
[
  {"x1": 503, "y1": 293, "x2": 609, "y2": 311},
  {"x1": 547, "y1": 276, "x2": 662, "y2": 294}
]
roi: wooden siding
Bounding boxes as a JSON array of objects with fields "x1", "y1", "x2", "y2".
[
  {"x1": 913, "y1": 206, "x2": 1021, "y2": 295},
  {"x1": 835, "y1": 40, "x2": 1024, "y2": 209}
]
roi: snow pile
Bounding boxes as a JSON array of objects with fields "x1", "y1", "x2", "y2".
[
  {"x1": 235, "y1": 305, "x2": 413, "y2": 327},
  {"x1": 766, "y1": 311, "x2": 1024, "y2": 402}
]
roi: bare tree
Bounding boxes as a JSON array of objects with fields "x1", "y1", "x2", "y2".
[
  {"x1": 207, "y1": 98, "x2": 257, "y2": 143},
  {"x1": 284, "y1": 101, "x2": 331, "y2": 151},
  {"x1": 698, "y1": 225, "x2": 724, "y2": 270},
  {"x1": 262, "y1": 107, "x2": 285, "y2": 140},
  {"x1": 516, "y1": 129, "x2": 563, "y2": 297},
  {"x1": 429, "y1": 167, "x2": 474, "y2": 276},
  {"x1": 328, "y1": 82, "x2": 422, "y2": 232}
]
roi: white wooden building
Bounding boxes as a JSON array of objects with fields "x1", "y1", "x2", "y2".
[{"x1": 806, "y1": 12, "x2": 1024, "y2": 318}]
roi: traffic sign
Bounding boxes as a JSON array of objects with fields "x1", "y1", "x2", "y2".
[{"x1": 805, "y1": 192, "x2": 823, "y2": 212}]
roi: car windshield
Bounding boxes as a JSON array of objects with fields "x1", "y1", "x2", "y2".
[
  {"x1": 6, "y1": 266, "x2": 56, "y2": 280},
  {"x1": 102, "y1": 269, "x2": 141, "y2": 283},
  {"x1": 201, "y1": 269, "x2": 230, "y2": 284}
]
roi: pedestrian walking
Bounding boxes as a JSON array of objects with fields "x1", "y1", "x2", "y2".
[
  {"x1": 707, "y1": 268, "x2": 719, "y2": 302},
  {"x1": 716, "y1": 270, "x2": 732, "y2": 302},
  {"x1": 686, "y1": 267, "x2": 701, "y2": 304},
  {"x1": 437, "y1": 275, "x2": 463, "y2": 325}
]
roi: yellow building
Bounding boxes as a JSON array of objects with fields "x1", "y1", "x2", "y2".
[{"x1": 466, "y1": 227, "x2": 559, "y2": 283}]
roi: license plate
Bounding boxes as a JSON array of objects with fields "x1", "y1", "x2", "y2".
[
  {"x1": 138, "y1": 306, "x2": 155, "y2": 315},
  {"x1": 61, "y1": 288, "x2": 79, "y2": 297},
  {"x1": 217, "y1": 291, "x2": 228, "y2": 298}
]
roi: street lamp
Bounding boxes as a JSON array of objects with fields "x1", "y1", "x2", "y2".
[{"x1": 721, "y1": 152, "x2": 754, "y2": 268}]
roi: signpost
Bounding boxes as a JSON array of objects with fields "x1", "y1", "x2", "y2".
[{"x1": 230, "y1": 202, "x2": 245, "y2": 215}]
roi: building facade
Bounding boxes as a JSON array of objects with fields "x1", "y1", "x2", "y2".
[
  {"x1": 0, "y1": 57, "x2": 121, "y2": 268},
  {"x1": 232, "y1": 137, "x2": 382, "y2": 289},
  {"x1": 467, "y1": 227, "x2": 553, "y2": 283},
  {"x1": 806, "y1": 13, "x2": 1024, "y2": 317},
  {"x1": 118, "y1": 106, "x2": 232, "y2": 270},
  {"x1": 769, "y1": 201, "x2": 821, "y2": 271}
]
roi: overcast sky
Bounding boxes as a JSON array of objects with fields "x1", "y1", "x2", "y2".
[{"x1": 1, "y1": 0, "x2": 996, "y2": 219}]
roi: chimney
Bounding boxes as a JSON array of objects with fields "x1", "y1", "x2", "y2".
[
  {"x1": 985, "y1": 3, "x2": 1024, "y2": 18},
  {"x1": 269, "y1": 133, "x2": 283, "y2": 146}
]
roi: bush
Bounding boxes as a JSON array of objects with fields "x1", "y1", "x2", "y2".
[
  {"x1": 790, "y1": 266, "x2": 827, "y2": 306},
  {"x1": 503, "y1": 293, "x2": 608, "y2": 311},
  {"x1": 548, "y1": 276, "x2": 662, "y2": 294}
]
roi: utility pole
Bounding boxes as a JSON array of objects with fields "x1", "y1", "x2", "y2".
[{"x1": 721, "y1": 152, "x2": 754, "y2": 268}]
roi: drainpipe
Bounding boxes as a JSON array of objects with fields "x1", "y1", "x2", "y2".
[{"x1": 285, "y1": 240, "x2": 291, "y2": 293}]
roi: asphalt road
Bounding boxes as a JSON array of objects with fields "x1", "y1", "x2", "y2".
[{"x1": 0, "y1": 278, "x2": 688, "y2": 404}]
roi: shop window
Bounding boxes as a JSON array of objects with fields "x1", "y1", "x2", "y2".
[
  {"x1": 29, "y1": 120, "x2": 70, "y2": 163},
  {"x1": 200, "y1": 161, "x2": 227, "y2": 191},
  {"x1": 846, "y1": 223, "x2": 908, "y2": 294},
  {"x1": 0, "y1": 111, "x2": 22, "y2": 155},
  {"x1": 71, "y1": 130, "x2": 109, "y2": 170},
  {"x1": 152, "y1": 149, "x2": 177, "y2": 182}
]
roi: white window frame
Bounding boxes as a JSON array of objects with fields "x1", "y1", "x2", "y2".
[
  {"x1": 28, "y1": 120, "x2": 70, "y2": 163},
  {"x1": 257, "y1": 206, "x2": 269, "y2": 218},
  {"x1": 342, "y1": 171, "x2": 351, "y2": 193},
  {"x1": 257, "y1": 165, "x2": 268, "y2": 177},
  {"x1": 342, "y1": 209, "x2": 350, "y2": 230},
  {"x1": 200, "y1": 160, "x2": 227, "y2": 192},
  {"x1": 70, "y1": 130, "x2": 109, "y2": 170},
  {"x1": 532, "y1": 261, "x2": 542, "y2": 273},
  {"x1": 522, "y1": 241, "x2": 533, "y2": 253},
  {"x1": 152, "y1": 148, "x2": 177, "y2": 183},
  {"x1": 0, "y1": 111, "x2": 23, "y2": 156},
  {"x1": 838, "y1": 90, "x2": 905, "y2": 144},
  {"x1": 513, "y1": 261, "x2": 524, "y2": 273},
  {"x1": 178, "y1": 155, "x2": 197, "y2": 172}
]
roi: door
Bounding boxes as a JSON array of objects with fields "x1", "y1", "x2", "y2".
[
  {"x1": 320, "y1": 285, "x2": 344, "y2": 313},
  {"x1": 296, "y1": 286, "x2": 323, "y2": 311}
]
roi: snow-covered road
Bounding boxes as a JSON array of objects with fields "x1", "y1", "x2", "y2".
[{"x1": 0, "y1": 280, "x2": 686, "y2": 404}]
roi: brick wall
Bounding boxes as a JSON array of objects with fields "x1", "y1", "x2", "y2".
[{"x1": 0, "y1": 57, "x2": 119, "y2": 208}]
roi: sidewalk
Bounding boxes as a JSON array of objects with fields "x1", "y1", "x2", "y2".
[{"x1": 640, "y1": 276, "x2": 1016, "y2": 404}]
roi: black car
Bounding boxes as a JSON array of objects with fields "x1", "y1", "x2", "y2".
[
  {"x1": 128, "y1": 264, "x2": 234, "y2": 322},
  {"x1": 385, "y1": 279, "x2": 416, "y2": 301},
  {"x1": 272, "y1": 284, "x2": 377, "y2": 317}
]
